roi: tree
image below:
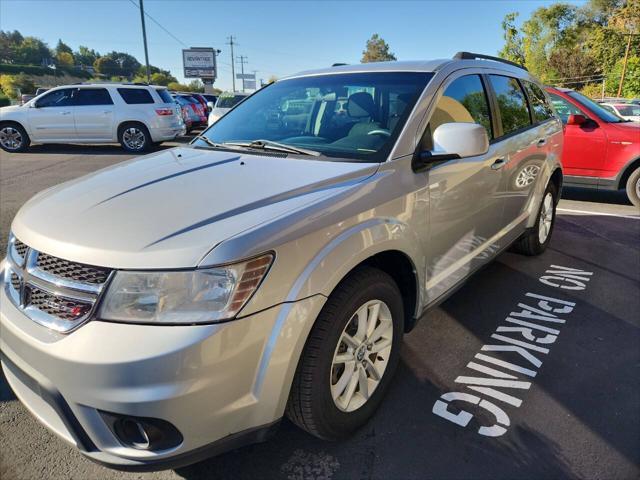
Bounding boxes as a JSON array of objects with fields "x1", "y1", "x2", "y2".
[
  {"x1": 55, "y1": 39, "x2": 72, "y2": 56},
  {"x1": 75, "y1": 46, "x2": 99, "y2": 67},
  {"x1": 167, "y1": 81, "x2": 189, "y2": 91},
  {"x1": 0, "y1": 73, "x2": 36, "y2": 99},
  {"x1": 56, "y1": 51, "x2": 74, "y2": 67},
  {"x1": 0, "y1": 30, "x2": 24, "y2": 63},
  {"x1": 14, "y1": 36, "x2": 51, "y2": 65},
  {"x1": 150, "y1": 72, "x2": 175, "y2": 86},
  {"x1": 93, "y1": 56, "x2": 120, "y2": 76},
  {"x1": 361, "y1": 34, "x2": 396, "y2": 63},
  {"x1": 499, "y1": 12, "x2": 526, "y2": 65},
  {"x1": 187, "y1": 79, "x2": 204, "y2": 92},
  {"x1": 606, "y1": 55, "x2": 640, "y2": 97}
]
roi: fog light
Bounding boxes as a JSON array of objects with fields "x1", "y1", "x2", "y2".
[{"x1": 100, "y1": 411, "x2": 183, "y2": 451}]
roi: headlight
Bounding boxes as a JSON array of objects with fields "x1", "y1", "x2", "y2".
[{"x1": 98, "y1": 253, "x2": 273, "y2": 324}]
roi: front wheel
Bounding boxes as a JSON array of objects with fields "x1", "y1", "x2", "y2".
[
  {"x1": 512, "y1": 182, "x2": 557, "y2": 256},
  {"x1": 0, "y1": 123, "x2": 30, "y2": 153},
  {"x1": 286, "y1": 266, "x2": 403, "y2": 440},
  {"x1": 626, "y1": 167, "x2": 640, "y2": 208}
]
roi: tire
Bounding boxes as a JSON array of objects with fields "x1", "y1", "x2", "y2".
[
  {"x1": 0, "y1": 122, "x2": 30, "y2": 153},
  {"x1": 625, "y1": 167, "x2": 640, "y2": 209},
  {"x1": 512, "y1": 182, "x2": 557, "y2": 256},
  {"x1": 118, "y1": 123, "x2": 151, "y2": 153},
  {"x1": 286, "y1": 266, "x2": 404, "y2": 440}
]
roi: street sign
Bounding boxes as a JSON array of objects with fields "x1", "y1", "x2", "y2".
[
  {"x1": 235, "y1": 73, "x2": 255, "y2": 80},
  {"x1": 244, "y1": 80, "x2": 257, "y2": 90},
  {"x1": 183, "y1": 48, "x2": 217, "y2": 79}
]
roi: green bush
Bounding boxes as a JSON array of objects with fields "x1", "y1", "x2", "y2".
[{"x1": 0, "y1": 92, "x2": 10, "y2": 107}]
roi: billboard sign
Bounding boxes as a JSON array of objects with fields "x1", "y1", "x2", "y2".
[{"x1": 183, "y1": 48, "x2": 216, "y2": 79}]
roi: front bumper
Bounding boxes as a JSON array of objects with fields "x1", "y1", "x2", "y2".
[{"x1": 0, "y1": 284, "x2": 326, "y2": 470}]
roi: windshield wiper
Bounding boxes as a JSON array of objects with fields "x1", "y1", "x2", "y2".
[
  {"x1": 192, "y1": 135, "x2": 248, "y2": 152},
  {"x1": 223, "y1": 139, "x2": 321, "y2": 156}
]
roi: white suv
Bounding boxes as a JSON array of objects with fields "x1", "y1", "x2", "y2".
[{"x1": 0, "y1": 83, "x2": 185, "y2": 153}]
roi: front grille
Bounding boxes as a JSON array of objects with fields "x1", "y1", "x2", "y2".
[
  {"x1": 27, "y1": 286, "x2": 93, "y2": 322},
  {"x1": 36, "y1": 252, "x2": 111, "y2": 285},
  {"x1": 14, "y1": 239, "x2": 28, "y2": 260},
  {"x1": 10, "y1": 272, "x2": 20, "y2": 291}
]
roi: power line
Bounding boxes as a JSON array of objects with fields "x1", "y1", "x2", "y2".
[
  {"x1": 127, "y1": 0, "x2": 187, "y2": 47},
  {"x1": 227, "y1": 36, "x2": 237, "y2": 91}
]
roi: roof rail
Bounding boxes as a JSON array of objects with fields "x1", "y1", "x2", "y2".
[
  {"x1": 332, "y1": 63, "x2": 348, "y2": 67},
  {"x1": 453, "y1": 52, "x2": 527, "y2": 71}
]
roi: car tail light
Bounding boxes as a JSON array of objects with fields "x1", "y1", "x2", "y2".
[{"x1": 155, "y1": 108, "x2": 174, "y2": 116}]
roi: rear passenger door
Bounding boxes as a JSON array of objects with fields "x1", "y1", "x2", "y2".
[
  {"x1": 73, "y1": 88, "x2": 115, "y2": 140},
  {"x1": 486, "y1": 75, "x2": 549, "y2": 231},
  {"x1": 423, "y1": 73, "x2": 506, "y2": 302}
]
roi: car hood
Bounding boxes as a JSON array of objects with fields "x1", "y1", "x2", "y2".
[
  {"x1": 608, "y1": 120, "x2": 640, "y2": 134},
  {"x1": 0, "y1": 105, "x2": 24, "y2": 115},
  {"x1": 12, "y1": 147, "x2": 377, "y2": 269}
]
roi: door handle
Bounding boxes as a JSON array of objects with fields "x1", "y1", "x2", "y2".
[
  {"x1": 536, "y1": 138, "x2": 547, "y2": 147},
  {"x1": 60, "y1": 111, "x2": 71, "y2": 115},
  {"x1": 491, "y1": 158, "x2": 506, "y2": 170}
]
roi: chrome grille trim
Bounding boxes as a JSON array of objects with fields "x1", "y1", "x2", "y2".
[{"x1": 3, "y1": 234, "x2": 114, "y2": 333}]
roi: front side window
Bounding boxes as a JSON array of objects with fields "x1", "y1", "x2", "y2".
[
  {"x1": 75, "y1": 88, "x2": 113, "y2": 106},
  {"x1": 117, "y1": 88, "x2": 154, "y2": 104},
  {"x1": 524, "y1": 82, "x2": 554, "y2": 122},
  {"x1": 36, "y1": 88, "x2": 75, "y2": 108},
  {"x1": 489, "y1": 75, "x2": 531, "y2": 136},
  {"x1": 198, "y1": 72, "x2": 433, "y2": 162},
  {"x1": 547, "y1": 93, "x2": 583, "y2": 124},
  {"x1": 421, "y1": 74, "x2": 492, "y2": 150}
]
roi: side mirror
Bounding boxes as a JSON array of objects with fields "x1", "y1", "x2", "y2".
[
  {"x1": 207, "y1": 101, "x2": 214, "y2": 110},
  {"x1": 567, "y1": 114, "x2": 588, "y2": 126},
  {"x1": 413, "y1": 123, "x2": 489, "y2": 172}
]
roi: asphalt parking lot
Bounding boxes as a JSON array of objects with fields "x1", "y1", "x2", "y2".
[{"x1": 0, "y1": 140, "x2": 638, "y2": 480}]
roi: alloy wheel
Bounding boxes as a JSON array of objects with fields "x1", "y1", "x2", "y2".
[
  {"x1": 0, "y1": 127, "x2": 23, "y2": 150},
  {"x1": 122, "y1": 127, "x2": 145, "y2": 150},
  {"x1": 330, "y1": 299, "x2": 393, "y2": 412},
  {"x1": 515, "y1": 165, "x2": 540, "y2": 188},
  {"x1": 538, "y1": 192, "x2": 554, "y2": 244}
]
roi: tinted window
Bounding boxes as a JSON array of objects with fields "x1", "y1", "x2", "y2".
[
  {"x1": 75, "y1": 88, "x2": 113, "y2": 106},
  {"x1": 618, "y1": 104, "x2": 640, "y2": 116},
  {"x1": 155, "y1": 88, "x2": 174, "y2": 103},
  {"x1": 422, "y1": 74, "x2": 492, "y2": 150},
  {"x1": 36, "y1": 88, "x2": 75, "y2": 108},
  {"x1": 547, "y1": 93, "x2": 583, "y2": 124},
  {"x1": 524, "y1": 82, "x2": 554, "y2": 122},
  {"x1": 117, "y1": 88, "x2": 154, "y2": 104},
  {"x1": 489, "y1": 75, "x2": 531, "y2": 136}
]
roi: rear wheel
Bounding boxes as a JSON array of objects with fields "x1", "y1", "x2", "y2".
[
  {"x1": 512, "y1": 182, "x2": 557, "y2": 256},
  {"x1": 286, "y1": 266, "x2": 403, "y2": 440},
  {"x1": 625, "y1": 167, "x2": 640, "y2": 208},
  {"x1": 118, "y1": 123, "x2": 151, "y2": 153},
  {"x1": 0, "y1": 123, "x2": 30, "y2": 153}
]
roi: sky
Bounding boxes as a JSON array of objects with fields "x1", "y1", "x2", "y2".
[{"x1": 0, "y1": 0, "x2": 588, "y2": 91}]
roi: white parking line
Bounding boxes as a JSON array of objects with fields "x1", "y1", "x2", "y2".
[{"x1": 557, "y1": 208, "x2": 640, "y2": 220}]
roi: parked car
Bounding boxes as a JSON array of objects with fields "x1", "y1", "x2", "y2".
[
  {"x1": 202, "y1": 93, "x2": 218, "y2": 111},
  {"x1": 546, "y1": 87, "x2": 640, "y2": 206},
  {"x1": 599, "y1": 102, "x2": 640, "y2": 122},
  {"x1": 0, "y1": 83, "x2": 185, "y2": 153},
  {"x1": 190, "y1": 93, "x2": 211, "y2": 114},
  {"x1": 173, "y1": 94, "x2": 207, "y2": 129},
  {"x1": 35, "y1": 87, "x2": 49, "y2": 96},
  {"x1": 172, "y1": 95, "x2": 196, "y2": 132},
  {"x1": 208, "y1": 91, "x2": 250, "y2": 125},
  {"x1": 1, "y1": 53, "x2": 563, "y2": 470},
  {"x1": 19, "y1": 94, "x2": 35, "y2": 105}
]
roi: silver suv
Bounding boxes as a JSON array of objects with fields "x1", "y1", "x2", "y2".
[
  {"x1": 0, "y1": 83, "x2": 185, "y2": 153},
  {"x1": 0, "y1": 53, "x2": 563, "y2": 470}
]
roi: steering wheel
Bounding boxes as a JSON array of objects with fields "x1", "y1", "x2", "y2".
[{"x1": 367, "y1": 129, "x2": 391, "y2": 137}]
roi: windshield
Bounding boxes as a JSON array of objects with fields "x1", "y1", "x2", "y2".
[
  {"x1": 216, "y1": 94, "x2": 247, "y2": 108},
  {"x1": 568, "y1": 91, "x2": 626, "y2": 123},
  {"x1": 196, "y1": 72, "x2": 433, "y2": 162}
]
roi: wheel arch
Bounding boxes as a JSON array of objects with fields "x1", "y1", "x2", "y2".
[
  {"x1": 549, "y1": 167, "x2": 563, "y2": 201},
  {"x1": 618, "y1": 157, "x2": 640, "y2": 190}
]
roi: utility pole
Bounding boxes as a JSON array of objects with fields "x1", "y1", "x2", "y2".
[
  {"x1": 617, "y1": 33, "x2": 633, "y2": 97},
  {"x1": 236, "y1": 55, "x2": 248, "y2": 92},
  {"x1": 138, "y1": 0, "x2": 151, "y2": 83},
  {"x1": 227, "y1": 36, "x2": 236, "y2": 92}
]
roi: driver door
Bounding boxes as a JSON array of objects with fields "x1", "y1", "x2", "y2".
[
  {"x1": 27, "y1": 88, "x2": 77, "y2": 141},
  {"x1": 422, "y1": 73, "x2": 506, "y2": 303}
]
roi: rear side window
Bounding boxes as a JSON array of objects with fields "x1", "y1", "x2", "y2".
[
  {"x1": 523, "y1": 82, "x2": 554, "y2": 122},
  {"x1": 155, "y1": 88, "x2": 174, "y2": 103},
  {"x1": 117, "y1": 88, "x2": 154, "y2": 104},
  {"x1": 489, "y1": 75, "x2": 531, "y2": 136},
  {"x1": 421, "y1": 74, "x2": 492, "y2": 150},
  {"x1": 75, "y1": 88, "x2": 113, "y2": 106}
]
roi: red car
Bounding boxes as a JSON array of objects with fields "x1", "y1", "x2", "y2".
[{"x1": 545, "y1": 87, "x2": 640, "y2": 207}]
